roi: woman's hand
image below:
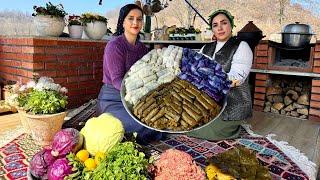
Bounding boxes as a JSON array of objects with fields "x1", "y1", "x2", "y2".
[{"x1": 231, "y1": 79, "x2": 240, "y2": 87}]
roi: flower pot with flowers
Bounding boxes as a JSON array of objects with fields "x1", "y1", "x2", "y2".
[
  {"x1": 68, "y1": 15, "x2": 83, "y2": 39},
  {"x1": 81, "y1": 13, "x2": 108, "y2": 40},
  {"x1": 15, "y1": 77, "x2": 68, "y2": 146},
  {"x1": 32, "y1": 2, "x2": 67, "y2": 37}
]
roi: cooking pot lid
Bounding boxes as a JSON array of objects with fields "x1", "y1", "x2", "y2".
[
  {"x1": 282, "y1": 22, "x2": 313, "y2": 34},
  {"x1": 238, "y1": 21, "x2": 262, "y2": 33}
]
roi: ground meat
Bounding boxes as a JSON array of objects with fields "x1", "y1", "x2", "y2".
[{"x1": 154, "y1": 149, "x2": 206, "y2": 180}]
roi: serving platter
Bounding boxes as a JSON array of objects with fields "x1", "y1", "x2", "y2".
[{"x1": 120, "y1": 73, "x2": 227, "y2": 134}]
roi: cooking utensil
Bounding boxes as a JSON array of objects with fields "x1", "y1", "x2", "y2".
[
  {"x1": 237, "y1": 21, "x2": 265, "y2": 51},
  {"x1": 281, "y1": 22, "x2": 315, "y2": 48}
]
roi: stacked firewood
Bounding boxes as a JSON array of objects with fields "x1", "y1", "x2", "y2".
[{"x1": 263, "y1": 78, "x2": 310, "y2": 119}]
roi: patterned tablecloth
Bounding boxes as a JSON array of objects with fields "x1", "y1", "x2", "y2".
[{"x1": 0, "y1": 129, "x2": 310, "y2": 180}]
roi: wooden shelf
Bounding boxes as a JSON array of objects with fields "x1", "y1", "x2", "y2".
[{"x1": 251, "y1": 68, "x2": 320, "y2": 77}]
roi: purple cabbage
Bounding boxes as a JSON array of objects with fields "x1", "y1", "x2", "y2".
[
  {"x1": 204, "y1": 89, "x2": 221, "y2": 102},
  {"x1": 51, "y1": 128, "x2": 83, "y2": 158},
  {"x1": 179, "y1": 73, "x2": 188, "y2": 80},
  {"x1": 48, "y1": 158, "x2": 72, "y2": 180},
  {"x1": 179, "y1": 48, "x2": 231, "y2": 103},
  {"x1": 197, "y1": 60, "x2": 205, "y2": 68},
  {"x1": 30, "y1": 148, "x2": 56, "y2": 179},
  {"x1": 198, "y1": 67, "x2": 215, "y2": 76}
]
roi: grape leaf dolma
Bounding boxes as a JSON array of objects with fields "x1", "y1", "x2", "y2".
[{"x1": 206, "y1": 146, "x2": 272, "y2": 180}]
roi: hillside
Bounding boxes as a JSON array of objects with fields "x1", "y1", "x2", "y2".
[
  {"x1": 0, "y1": 0, "x2": 319, "y2": 39},
  {"x1": 106, "y1": 0, "x2": 320, "y2": 39}
]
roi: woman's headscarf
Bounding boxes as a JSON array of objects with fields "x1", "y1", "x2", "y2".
[
  {"x1": 208, "y1": 9, "x2": 235, "y2": 30},
  {"x1": 113, "y1": 4, "x2": 144, "y2": 36}
]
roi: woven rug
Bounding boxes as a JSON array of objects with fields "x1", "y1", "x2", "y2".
[
  {"x1": 0, "y1": 134, "x2": 41, "y2": 180},
  {"x1": 0, "y1": 128, "x2": 315, "y2": 180},
  {"x1": 146, "y1": 129, "x2": 312, "y2": 180}
]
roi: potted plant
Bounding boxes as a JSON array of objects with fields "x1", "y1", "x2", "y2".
[
  {"x1": 32, "y1": 2, "x2": 67, "y2": 37},
  {"x1": 13, "y1": 77, "x2": 68, "y2": 146},
  {"x1": 188, "y1": 26, "x2": 202, "y2": 41},
  {"x1": 68, "y1": 15, "x2": 83, "y2": 39},
  {"x1": 80, "y1": 13, "x2": 108, "y2": 40}
]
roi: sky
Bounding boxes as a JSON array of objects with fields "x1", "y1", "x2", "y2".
[
  {"x1": 0, "y1": 0, "x2": 133, "y2": 15},
  {"x1": 0, "y1": 0, "x2": 319, "y2": 16}
]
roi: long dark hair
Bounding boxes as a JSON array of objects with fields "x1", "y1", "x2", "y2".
[{"x1": 113, "y1": 4, "x2": 143, "y2": 36}]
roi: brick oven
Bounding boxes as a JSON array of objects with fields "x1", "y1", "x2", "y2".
[{"x1": 252, "y1": 40, "x2": 320, "y2": 121}]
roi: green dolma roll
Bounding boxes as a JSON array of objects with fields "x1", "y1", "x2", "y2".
[
  {"x1": 183, "y1": 104, "x2": 202, "y2": 122},
  {"x1": 170, "y1": 91, "x2": 183, "y2": 101},
  {"x1": 196, "y1": 94, "x2": 213, "y2": 110},
  {"x1": 169, "y1": 101, "x2": 183, "y2": 114},
  {"x1": 133, "y1": 99, "x2": 145, "y2": 116},
  {"x1": 182, "y1": 100, "x2": 201, "y2": 115},
  {"x1": 185, "y1": 88, "x2": 200, "y2": 97},
  {"x1": 138, "y1": 98, "x2": 156, "y2": 115},
  {"x1": 182, "y1": 111, "x2": 197, "y2": 127},
  {"x1": 166, "y1": 107, "x2": 180, "y2": 122},
  {"x1": 145, "y1": 107, "x2": 160, "y2": 122},
  {"x1": 180, "y1": 92, "x2": 193, "y2": 103},
  {"x1": 180, "y1": 120, "x2": 189, "y2": 128},
  {"x1": 142, "y1": 102, "x2": 157, "y2": 117},
  {"x1": 201, "y1": 93, "x2": 218, "y2": 108},
  {"x1": 149, "y1": 108, "x2": 166, "y2": 122},
  {"x1": 172, "y1": 83, "x2": 183, "y2": 90},
  {"x1": 182, "y1": 89, "x2": 195, "y2": 99}
]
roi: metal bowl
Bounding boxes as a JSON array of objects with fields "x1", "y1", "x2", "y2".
[
  {"x1": 120, "y1": 73, "x2": 227, "y2": 134},
  {"x1": 282, "y1": 33, "x2": 313, "y2": 48}
]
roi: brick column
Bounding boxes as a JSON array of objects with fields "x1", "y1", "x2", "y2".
[
  {"x1": 313, "y1": 43, "x2": 320, "y2": 73},
  {"x1": 0, "y1": 36, "x2": 106, "y2": 108},
  {"x1": 253, "y1": 73, "x2": 269, "y2": 111},
  {"x1": 309, "y1": 78, "x2": 320, "y2": 121},
  {"x1": 253, "y1": 42, "x2": 268, "y2": 70}
]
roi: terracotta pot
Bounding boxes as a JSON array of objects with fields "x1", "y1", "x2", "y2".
[
  {"x1": 24, "y1": 111, "x2": 67, "y2": 146},
  {"x1": 34, "y1": 15, "x2": 65, "y2": 37},
  {"x1": 84, "y1": 21, "x2": 107, "y2": 40},
  {"x1": 17, "y1": 108, "x2": 31, "y2": 134}
]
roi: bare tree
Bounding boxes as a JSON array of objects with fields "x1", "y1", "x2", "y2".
[
  {"x1": 278, "y1": 0, "x2": 289, "y2": 25},
  {"x1": 292, "y1": 0, "x2": 320, "y2": 17}
]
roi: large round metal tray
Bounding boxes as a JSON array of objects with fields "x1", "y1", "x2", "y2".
[{"x1": 120, "y1": 73, "x2": 227, "y2": 134}]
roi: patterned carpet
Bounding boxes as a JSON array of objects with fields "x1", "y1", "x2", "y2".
[
  {"x1": 0, "y1": 134, "x2": 40, "y2": 180},
  {"x1": 0, "y1": 129, "x2": 311, "y2": 180}
]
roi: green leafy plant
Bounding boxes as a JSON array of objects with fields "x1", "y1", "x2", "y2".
[
  {"x1": 80, "y1": 13, "x2": 108, "y2": 25},
  {"x1": 15, "y1": 77, "x2": 68, "y2": 114},
  {"x1": 169, "y1": 26, "x2": 201, "y2": 34},
  {"x1": 92, "y1": 142, "x2": 149, "y2": 179},
  {"x1": 32, "y1": 2, "x2": 67, "y2": 18},
  {"x1": 68, "y1": 15, "x2": 82, "y2": 26}
]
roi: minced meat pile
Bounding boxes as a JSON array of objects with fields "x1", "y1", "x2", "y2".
[{"x1": 153, "y1": 149, "x2": 206, "y2": 180}]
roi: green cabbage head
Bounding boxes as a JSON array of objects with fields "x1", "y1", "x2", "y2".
[{"x1": 80, "y1": 113, "x2": 124, "y2": 156}]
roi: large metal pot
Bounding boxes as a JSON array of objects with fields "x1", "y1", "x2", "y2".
[
  {"x1": 282, "y1": 22, "x2": 314, "y2": 48},
  {"x1": 237, "y1": 21, "x2": 265, "y2": 52}
]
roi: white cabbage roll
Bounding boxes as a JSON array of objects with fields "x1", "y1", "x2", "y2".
[
  {"x1": 126, "y1": 78, "x2": 144, "y2": 91},
  {"x1": 143, "y1": 74, "x2": 157, "y2": 84}
]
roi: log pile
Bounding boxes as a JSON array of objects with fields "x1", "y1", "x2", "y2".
[{"x1": 264, "y1": 78, "x2": 310, "y2": 119}]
